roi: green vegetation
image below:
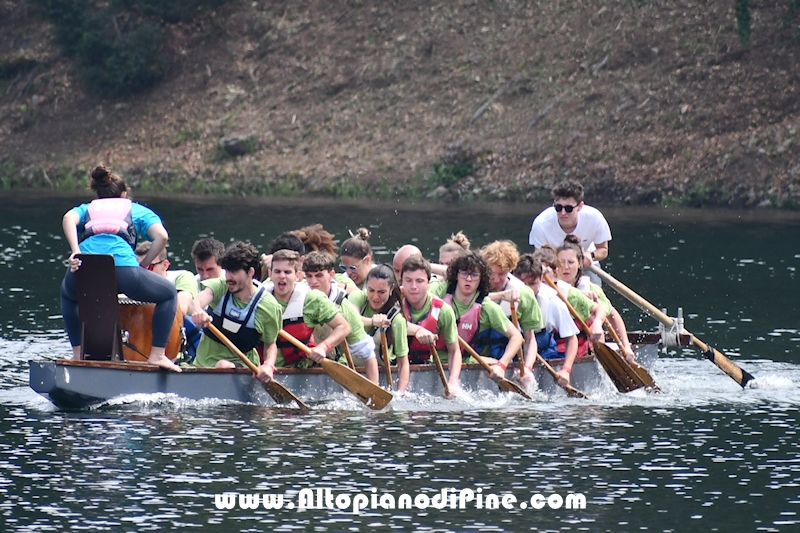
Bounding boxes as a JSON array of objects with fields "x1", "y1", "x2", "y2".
[{"x1": 29, "y1": 0, "x2": 230, "y2": 97}]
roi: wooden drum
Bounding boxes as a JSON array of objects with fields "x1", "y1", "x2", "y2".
[{"x1": 118, "y1": 297, "x2": 183, "y2": 361}]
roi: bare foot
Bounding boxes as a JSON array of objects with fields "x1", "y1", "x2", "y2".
[{"x1": 148, "y1": 354, "x2": 182, "y2": 372}]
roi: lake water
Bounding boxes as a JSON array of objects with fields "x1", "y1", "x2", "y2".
[{"x1": 1, "y1": 191, "x2": 799, "y2": 532}]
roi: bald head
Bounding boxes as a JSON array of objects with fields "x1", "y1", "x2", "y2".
[{"x1": 393, "y1": 244, "x2": 422, "y2": 279}]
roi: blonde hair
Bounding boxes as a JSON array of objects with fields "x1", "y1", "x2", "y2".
[
  {"x1": 480, "y1": 240, "x2": 519, "y2": 273},
  {"x1": 439, "y1": 231, "x2": 471, "y2": 256}
]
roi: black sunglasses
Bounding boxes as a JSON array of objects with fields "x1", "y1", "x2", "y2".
[{"x1": 553, "y1": 203, "x2": 577, "y2": 213}]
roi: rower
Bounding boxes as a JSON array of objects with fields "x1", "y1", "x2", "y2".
[
  {"x1": 480, "y1": 240, "x2": 544, "y2": 374},
  {"x1": 294, "y1": 224, "x2": 357, "y2": 293},
  {"x1": 265, "y1": 249, "x2": 351, "y2": 368},
  {"x1": 348, "y1": 264, "x2": 410, "y2": 393},
  {"x1": 191, "y1": 237, "x2": 225, "y2": 282},
  {"x1": 188, "y1": 241, "x2": 282, "y2": 381},
  {"x1": 135, "y1": 242, "x2": 198, "y2": 362},
  {"x1": 428, "y1": 250, "x2": 523, "y2": 382},
  {"x1": 302, "y1": 251, "x2": 380, "y2": 384},
  {"x1": 400, "y1": 255, "x2": 462, "y2": 397},
  {"x1": 438, "y1": 231, "x2": 471, "y2": 267},
  {"x1": 340, "y1": 228, "x2": 376, "y2": 289},
  {"x1": 513, "y1": 253, "x2": 580, "y2": 387},
  {"x1": 557, "y1": 235, "x2": 634, "y2": 361},
  {"x1": 392, "y1": 244, "x2": 421, "y2": 282},
  {"x1": 529, "y1": 180, "x2": 611, "y2": 286}
]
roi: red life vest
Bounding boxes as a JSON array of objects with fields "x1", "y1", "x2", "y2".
[
  {"x1": 556, "y1": 317, "x2": 591, "y2": 358},
  {"x1": 80, "y1": 198, "x2": 137, "y2": 249},
  {"x1": 266, "y1": 283, "x2": 317, "y2": 366},
  {"x1": 442, "y1": 289, "x2": 482, "y2": 347},
  {"x1": 403, "y1": 295, "x2": 445, "y2": 363}
]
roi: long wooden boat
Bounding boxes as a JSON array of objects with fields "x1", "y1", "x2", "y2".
[{"x1": 29, "y1": 333, "x2": 668, "y2": 409}]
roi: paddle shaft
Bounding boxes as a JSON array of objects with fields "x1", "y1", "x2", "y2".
[
  {"x1": 588, "y1": 265, "x2": 755, "y2": 388},
  {"x1": 278, "y1": 329, "x2": 393, "y2": 410},
  {"x1": 429, "y1": 345, "x2": 451, "y2": 397},
  {"x1": 457, "y1": 337, "x2": 532, "y2": 399},
  {"x1": 380, "y1": 330, "x2": 394, "y2": 391},
  {"x1": 543, "y1": 274, "x2": 651, "y2": 392},
  {"x1": 510, "y1": 296, "x2": 588, "y2": 398},
  {"x1": 205, "y1": 323, "x2": 309, "y2": 410},
  {"x1": 509, "y1": 302, "x2": 526, "y2": 378},
  {"x1": 339, "y1": 341, "x2": 356, "y2": 370}
]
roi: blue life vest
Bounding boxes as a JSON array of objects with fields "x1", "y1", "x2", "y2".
[{"x1": 203, "y1": 281, "x2": 266, "y2": 354}]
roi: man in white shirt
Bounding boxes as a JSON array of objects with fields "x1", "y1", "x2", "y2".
[{"x1": 528, "y1": 180, "x2": 611, "y2": 273}]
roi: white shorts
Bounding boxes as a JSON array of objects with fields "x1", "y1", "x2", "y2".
[{"x1": 348, "y1": 336, "x2": 377, "y2": 363}]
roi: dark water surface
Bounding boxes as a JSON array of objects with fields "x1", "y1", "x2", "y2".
[{"x1": 1, "y1": 191, "x2": 799, "y2": 532}]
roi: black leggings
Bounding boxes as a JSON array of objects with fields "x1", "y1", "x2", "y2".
[{"x1": 61, "y1": 266, "x2": 178, "y2": 348}]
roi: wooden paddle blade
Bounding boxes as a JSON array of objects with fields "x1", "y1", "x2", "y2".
[
  {"x1": 264, "y1": 380, "x2": 310, "y2": 411},
  {"x1": 320, "y1": 359, "x2": 393, "y2": 410},
  {"x1": 429, "y1": 346, "x2": 451, "y2": 398},
  {"x1": 629, "y1": 361, "x2": 661, "y2": 392},
  {"x1": 593, "y1": 342, "x2": 644, "y2": 393},
  {"x1": 496, "y1": 377, "x2": 533, "y2": 400},
  {"x1": 536, "y1": 355, "x2": 590, "y2": 399},
  {"x1": 698, "y1": 341, "x2": 755, "y2": 388}
]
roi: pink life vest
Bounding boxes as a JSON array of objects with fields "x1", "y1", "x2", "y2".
[
  {"x1": 81, "y1": 198, "x2": 137, "y2": 249},
  {"x1": 441, "y1": 291, "x2": 482, "y2": 347}
]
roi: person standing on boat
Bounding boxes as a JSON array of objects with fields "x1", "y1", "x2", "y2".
[
  {"x1": 188, "y1": 242, "x2": 283, "y2": 380},
  {"x1": 302, "y1": 251, "x2": 380, "y2": 384},
  {"x1": 400, "y1": 255, "x2": 462, "y2": 397},
  {"x1": 513, "y1": 253, "x2": 580, "y2": 387},
  {"x1": 480, "y1": 240, "x2": 544, "y2": 373},
  {"x1": 529, "y1": 180, "x2": 611, "y2": 285},
  {"x1": 348, "y1": 264, "x2": 411, "y2": 394},
  {"x1": 557, "y1": 235, "x2": 635, "y2": 361},
  {"x1": 191, "y1": 238, "x2": 225, "y2": 282},
  {"x1": 428, "y1": 251, "x2": 524, "y2": 381},
  {"x1": 340, "y1": 228, "x2": 377, "y2": 289},
  {"x1": 266, "y1": 249, "x2": 351, "y2": 369},
  {"x1": 60, "y1": 165, "x2": 180, "y2": 372}
]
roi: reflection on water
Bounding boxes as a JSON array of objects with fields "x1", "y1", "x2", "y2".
[{"x1": 2, "y1": 192, "x2": 800, "y2": 531}]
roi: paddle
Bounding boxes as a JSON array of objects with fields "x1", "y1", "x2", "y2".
[
  {"x1": 542, "y1": 274, "x2": 649, "y2": 393},
  {"x1": 588, "y1": 265, "x2": 755, "y2": 388},
  {"x1": 380, "y1": 330, "x2": 394, "y2": 391},
  {"x1": 339, "y1": 341, "x2": 356, "y2": 370},
  {"x1": 429, "y1": 345, "x2": 452, "y2": 397},
  {"x1": 457, "y1": 337, "x2": 532, "y2": 399},
  {"x1": 508, "y1": 302, "x2": 527, "y2": 379},
  {"x1": 206, "y1": 323, "x2": 310, "y2": 411},
  {"x1": 278, "y1": 329, "x2": 393, "y2": 410},
  {"x1": 602, "y1": 316, "x2": 661, "y2": 392},
  {"x1": 510, "y1": 301, "x2": 589, "y2": 399}
]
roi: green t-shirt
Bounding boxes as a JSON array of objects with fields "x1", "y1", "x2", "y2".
[
  {"x1": 168, "y1": 270, "x2": 199, "y2": 298},
  {"x1": 405, "y1": 293, "x2": 458, "y2": 364},
  {"x1": 334, "y1": 273, "x2": 356, "y2": 291},
  {"x1": 275, "y1": 288, "x2": 339, "y2": 368},
  {"x1": 348, "y1": 289, "x2": 409, "y2": 360},
  {"x1": 515, "y1": 285, "x2": 544, "y2": 332},
  {"x1": 430, "y1": 283, "x2": 511, "y2": 360},
  {"x1": 589, "y1": 283, "x2": 614, "y2": 316},
  {"x1": 193, "y1": 278, "x2": 282, "y2": 368},
  {"x1": 566, "y1": 287, "x2": 595, "y2": 322}
]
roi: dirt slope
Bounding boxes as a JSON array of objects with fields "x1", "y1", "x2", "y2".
[{"x1": 1, "y1": 0, "x2": 798, "y2": 206}]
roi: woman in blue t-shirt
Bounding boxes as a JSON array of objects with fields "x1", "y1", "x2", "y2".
[{"x1": 60, "y1": 165, "x2": 180, "y2": 372}]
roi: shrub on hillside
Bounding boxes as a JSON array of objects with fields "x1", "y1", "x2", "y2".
[{"x1": 30, "y1": 0, "x2": 230, "y2": 97}]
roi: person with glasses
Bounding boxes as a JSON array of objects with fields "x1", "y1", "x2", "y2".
[
  {"x1": 428, "y1": 251, "x2": 524, "y2": 381},
  {"x1": 302, "y1": 251, "x2": 380, "y2": 384},
  {"x1": 60, "y1": 165, "x2": 180, "y2": 371},
  {"x1": 528, "y1": 180, "x2": 611, "y2": 284},
  {"x1": 340, "y1": 227, "x2": 377, "y2": 288}
]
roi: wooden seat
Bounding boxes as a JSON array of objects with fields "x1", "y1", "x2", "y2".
[{"x1": 75, "y1": 254, "x2": 123, "y2": 361}]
